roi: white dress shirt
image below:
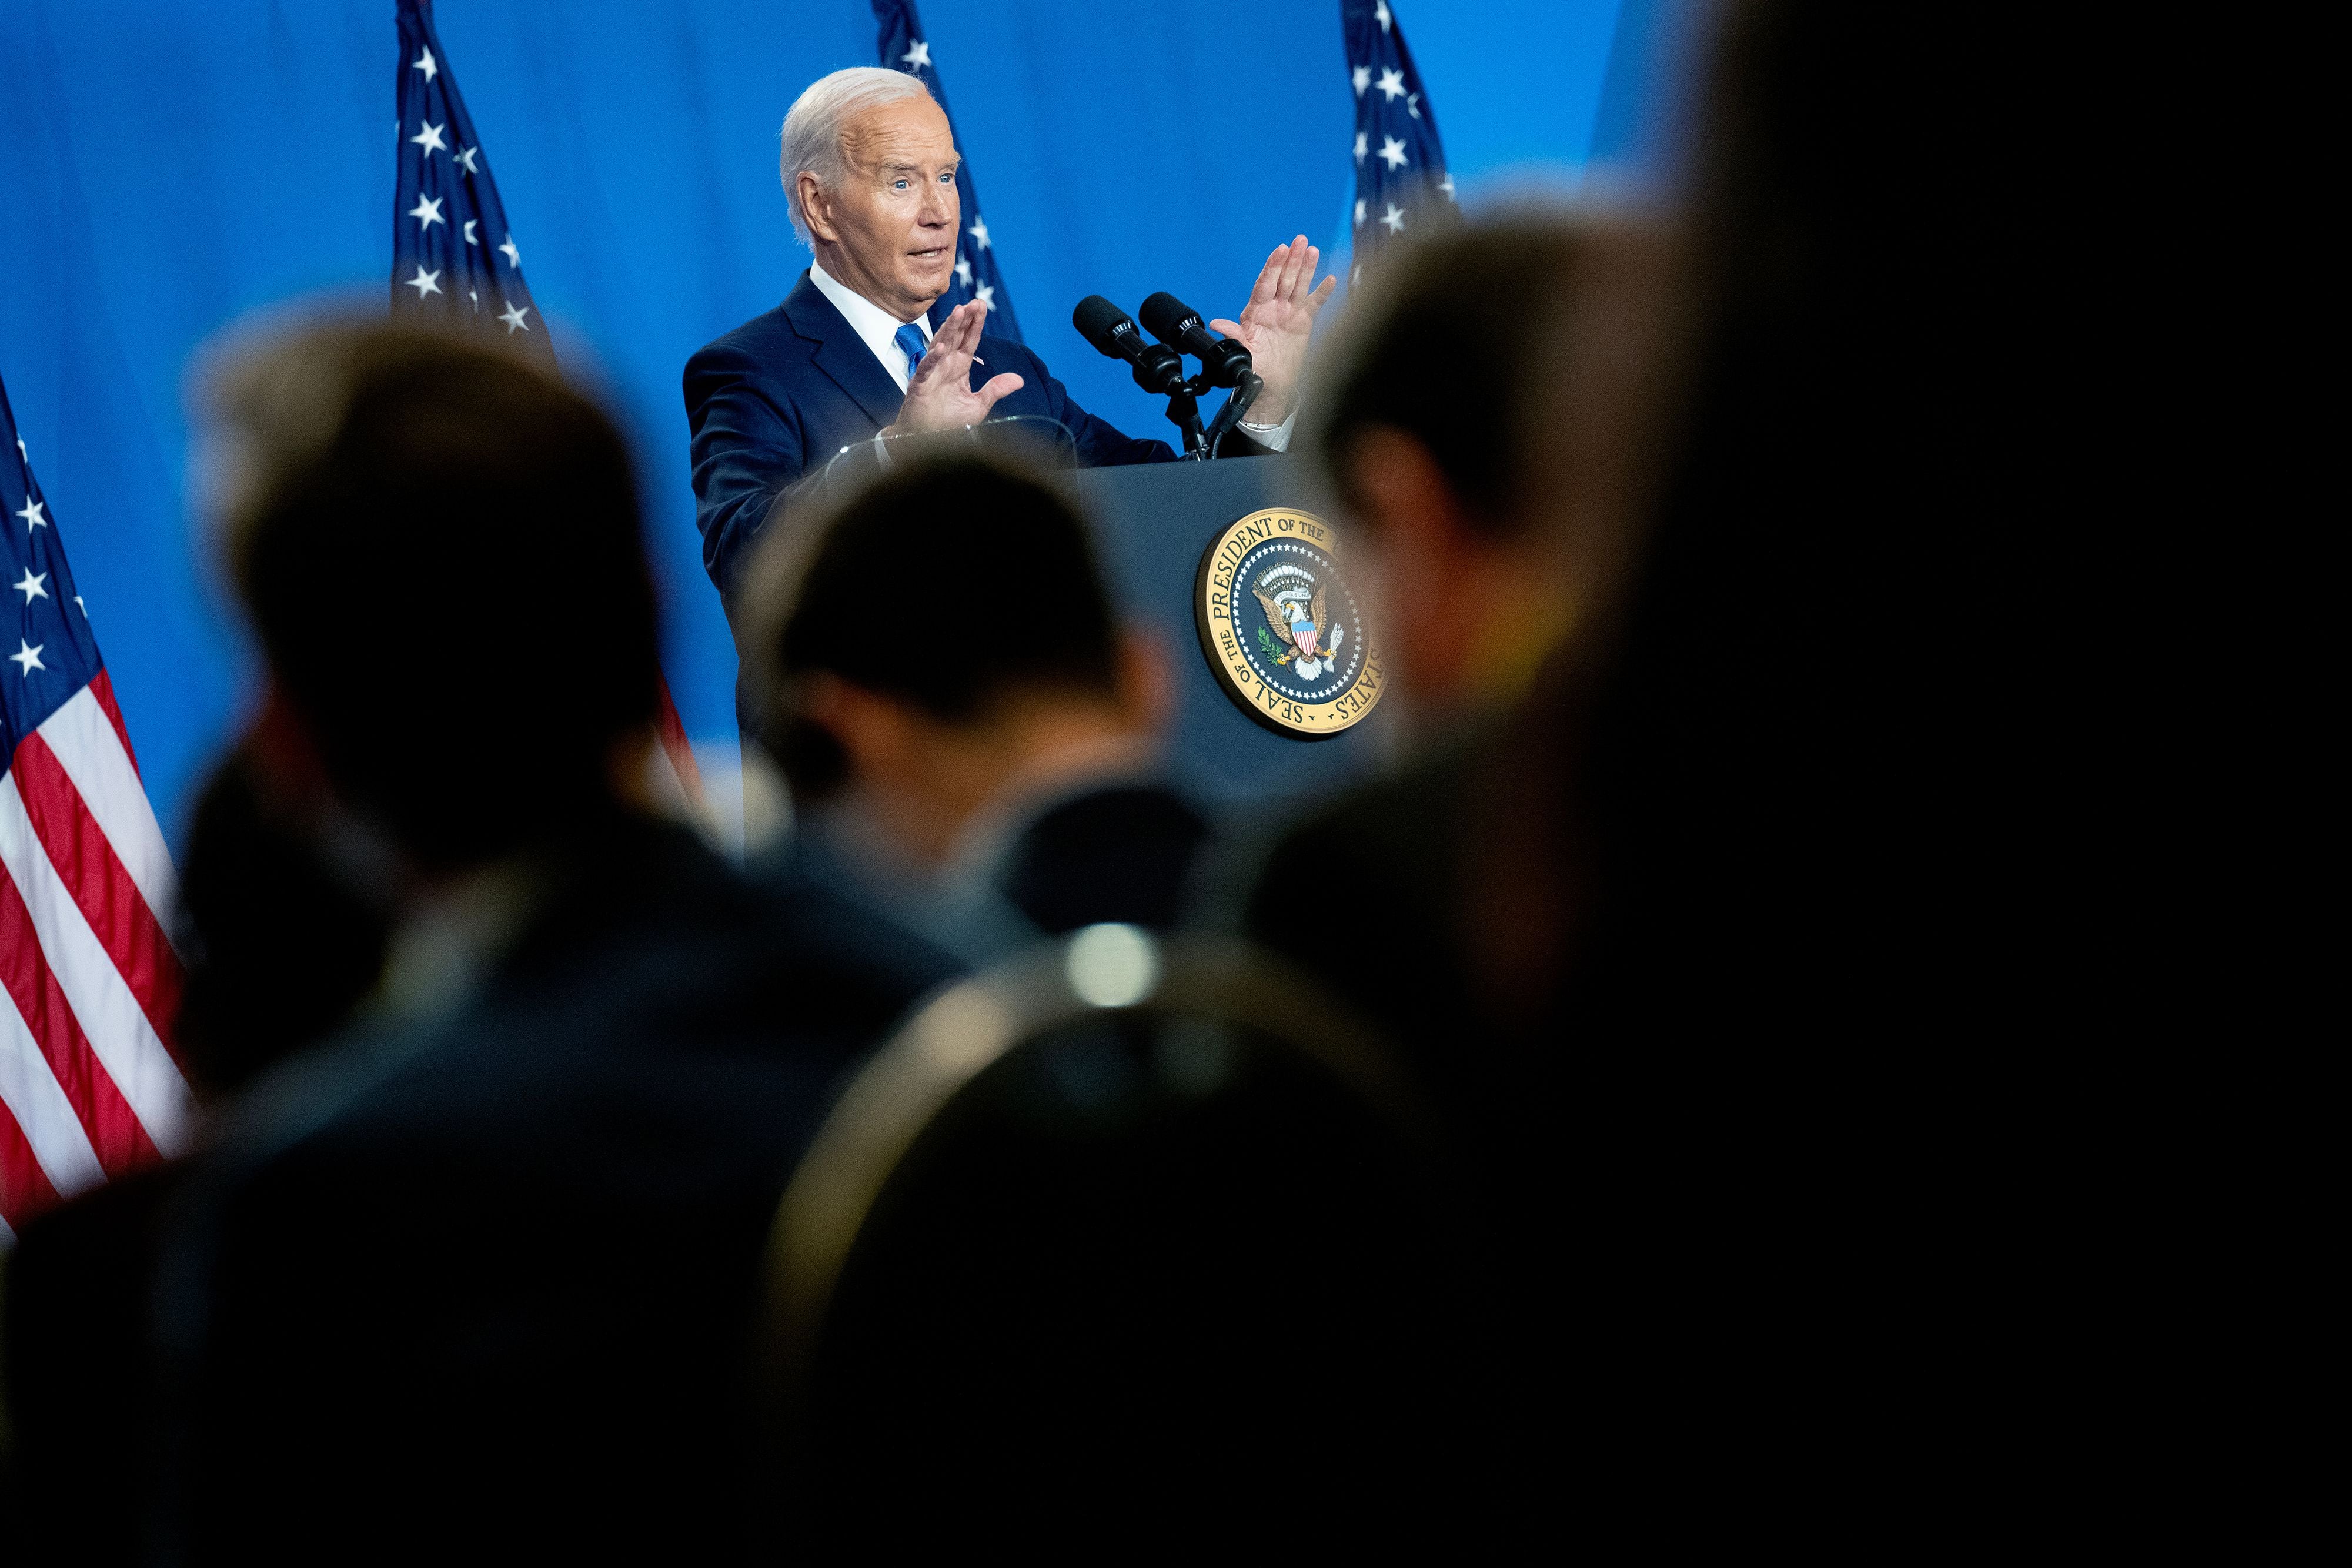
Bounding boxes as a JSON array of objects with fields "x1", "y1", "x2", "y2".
[
  {"x1": 810, "y1": 260, "x2": 933, "y2": 390},
  {"x1": 808, "y1": 260, "x2": 1294, "y2": 450}
]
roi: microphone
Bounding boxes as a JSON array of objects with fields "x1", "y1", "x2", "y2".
[
  {"x1": 1140, "y1": 292, "x2": 1252, "y2": 388},
  {"x1": 1072, "y1": 295, "x2": 1187, "y2": 396}
]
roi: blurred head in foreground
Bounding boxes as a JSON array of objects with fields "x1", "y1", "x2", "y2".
[
  {"x1": 741, "y1": 452, "x2": 1168, "y2": 874},
  {"x1": 200, "y1": 319, "x2": 660, "y2": 883},
  {"x1": 1306, "y1": 213, "x2": 1665, "y2": 726}
]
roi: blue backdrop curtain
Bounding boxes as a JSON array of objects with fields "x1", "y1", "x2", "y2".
[{"x1": 0, "y1": 0, "x2": 1678, "y2": 850}]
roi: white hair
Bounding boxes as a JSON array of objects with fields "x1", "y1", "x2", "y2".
[{"x1": 779, "y1": 67, "x2": 933, "y2": 248}]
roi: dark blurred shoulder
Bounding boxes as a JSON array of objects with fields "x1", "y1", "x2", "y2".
[
  {"x1": 212, "y1": 814, "x2": 965, "y2": 1166},
  {"x1": 998, "y1": 782, "x2": 1210, "y2": 935},
  {"x1": 746, "y1": 848, "x2": 968, "y2": 1016},
  {"x1": 1235, "y1": 732, "x2": 1488, "y2": 1071},
  {"x1": 1245, "y1": 731, "x2": 1484, "y2": 934},
  {"x1": 505, "y1": 813, "x2": 947, "y2": 977}
]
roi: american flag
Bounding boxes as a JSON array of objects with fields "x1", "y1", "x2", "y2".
[
  {"x1": 392, "y1": 0, "x2": 701, "y2": 800},
  {"x1": 392, "y1": 0, "x2": 547, "y2": 359},
  {"x1": 1, "y1": 372, "x2": 190, "y2": 1239},
  {"x1": 1342, "y1": 0, "x2": 1456, "y2": 285},
  {"x1": 872, "y1": 0, "x2": 1025, "y2": 342}
]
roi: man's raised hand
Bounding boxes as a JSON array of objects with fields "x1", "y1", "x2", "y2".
[
  {"x1": 1211, "y1": 236, "x2": 1337, "y2": 426},
  {"x1": 887, "y1": 300, "x2": 1024, "y2": 436}
]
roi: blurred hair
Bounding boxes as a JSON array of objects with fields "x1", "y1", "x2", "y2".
[
  {"x1": 1306, "y1": 212, "x2": 1669, "y2": 544},
  {"x1": 739, "y1": 453, "x2": 1121, "y2": 800},
  {"x1": 201, "y1": 318, "x2": 659, "y2": 870},
  {"x1": 779, "y1": 67, "x2": 936, "y2": 247}
]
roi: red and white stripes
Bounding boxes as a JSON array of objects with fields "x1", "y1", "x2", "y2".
[{"x1": 0, "y1": 673, "x2": 190, "y2": 1236}]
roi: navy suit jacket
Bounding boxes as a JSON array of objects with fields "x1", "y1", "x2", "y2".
[{"x1": 685, "y1": 270, "x2": 1174, "y2": 607}]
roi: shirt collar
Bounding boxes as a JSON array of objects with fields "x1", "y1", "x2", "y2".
[{"x1": 809, "y1": 260, "x2": 931, "y2": 384}]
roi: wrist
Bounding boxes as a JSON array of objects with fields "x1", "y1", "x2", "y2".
[
  {"x1": 1244, "y1": 397, "x2": 1296, "y2": 429},
  {"x1": 893, "y1": 398, "x2": 956, "y2": 436}
]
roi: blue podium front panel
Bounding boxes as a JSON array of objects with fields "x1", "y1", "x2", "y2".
[{"x1": 1065, "y1": 457, "x2": 1392, "y2": 818}]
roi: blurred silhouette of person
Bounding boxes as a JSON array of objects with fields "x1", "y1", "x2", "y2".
[
  {"x1": 1219, "y1": 220, "x2": 1669, "y2": 1526},
  {"x1": 1233, "y1": 213, "x2": 1663, "y2": 1139},
  {"x1": 2, "y1": 737, "x2": 392, "y2": 1567},
  {"x1": 1475, "y1": 2, "x2": 2026, "y2": 1526},
  {"x1": 1252, "y1": 0, "x2": 2013, "y2": 1532},
  {"x1": 739, "y1": 452, "x2": 1205, "y2": 955},
  {"x1": 1545, "y1": 0, "x2": 2030, "y2": 1057},
  {"x1": 132, "y1": 320, "x2": 953, "y2": 1563}
]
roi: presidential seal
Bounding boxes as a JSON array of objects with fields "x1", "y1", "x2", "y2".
[{"x1": 1193, "y1": 506, "x2": 1384, "y2": 739}]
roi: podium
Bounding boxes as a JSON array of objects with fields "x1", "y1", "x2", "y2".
[{"x1": 1063, "y1": 456, "x2": 1391, "y2": 816}]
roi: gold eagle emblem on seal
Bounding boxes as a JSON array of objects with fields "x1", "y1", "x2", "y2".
[{"x1": 1192, "y1": 506, "x2": 1384, "y2": 739}]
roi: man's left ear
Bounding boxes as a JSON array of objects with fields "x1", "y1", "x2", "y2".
[{"x1": 797, "y1": 173, "x2": 838, "y2": 245}]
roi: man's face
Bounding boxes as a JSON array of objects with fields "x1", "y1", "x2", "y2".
[{"x1": 804, "y1": 95, "x2": 961, "y2": 322}]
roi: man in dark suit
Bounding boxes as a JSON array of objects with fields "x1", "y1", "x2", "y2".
[
  {"x1": 684, "y1": 65, "x2": 1333, "y2": 613},
  {"x1": 126, "y1": 322, "x2": 956, "y2": 1562},
  {"x1": 736, "y1": 452, "x2": 1208, "y2": 959}
]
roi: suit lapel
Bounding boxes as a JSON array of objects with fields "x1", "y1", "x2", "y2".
[{"x1": 782, "y1": 270, "x2": 904, "y2": 430}]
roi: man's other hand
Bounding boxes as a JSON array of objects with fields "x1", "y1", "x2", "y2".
[
  {"x1": 1212, "y1": 236, "x2": 1337, "y2": 427},
  {"x1": 887, "y1": 301, "x2": 1025, "y2": 435}
]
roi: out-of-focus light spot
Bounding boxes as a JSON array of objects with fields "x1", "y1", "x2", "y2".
[{"x1": 1065, "y1": 924, "x2": 1160, "y2": 1009}]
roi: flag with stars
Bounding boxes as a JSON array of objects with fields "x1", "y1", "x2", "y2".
[
  {"x1": 392, "y1": 0, "x2": 548, "y2": 360},
  {"x1": 1342, "y1": 0, "x2": 1456, "y2": 283},
  {"x1": 872, "y1": 0, "x2": 1024, "y2": 343},
  {"x1": 2, "y1": 370, "x2": 191, "y2": 1239},
  {"x1": 390, "y1": 0, "x2": 703, "y2": 803}
]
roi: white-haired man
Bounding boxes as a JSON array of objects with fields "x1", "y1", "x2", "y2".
[{"x1": 683, "y1": 66, "x2": 1333, "y2": 615}]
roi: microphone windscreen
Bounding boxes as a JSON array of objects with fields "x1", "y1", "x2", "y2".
[
  {"x1": 1138, "y1": 292, "x2": 1200, "y2": 346},
  {"x1": 1071, "y1": 295, "x2": 1137, "y2": 357}
]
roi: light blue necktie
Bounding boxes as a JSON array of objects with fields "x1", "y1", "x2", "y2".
[{"x1": 893, "y1": 322, "x2": 928, "y2": 385}]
